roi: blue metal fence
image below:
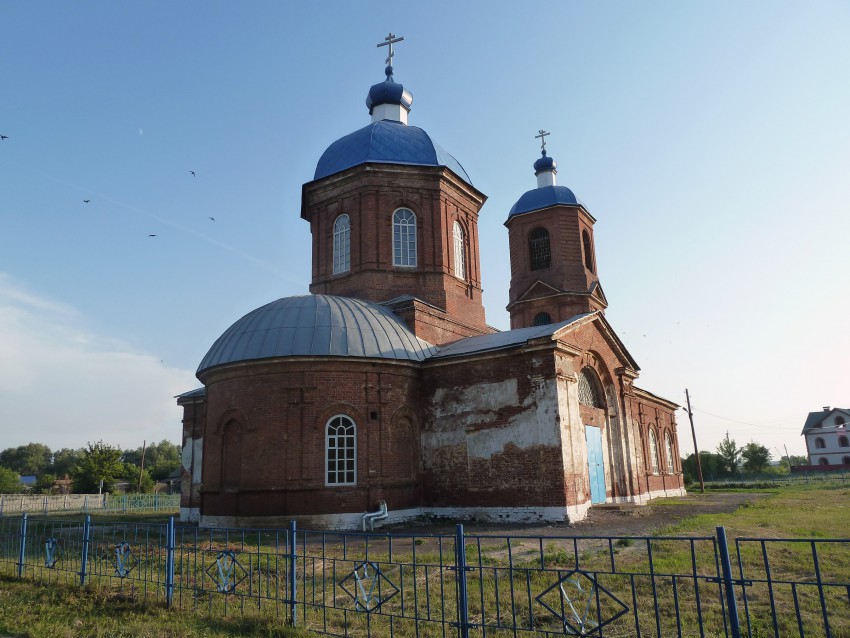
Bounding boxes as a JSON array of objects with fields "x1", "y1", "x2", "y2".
[{"x1": 0, "y1": 515, "x2": 848, "y2": 637}]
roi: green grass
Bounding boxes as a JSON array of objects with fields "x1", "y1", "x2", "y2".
[
  {"x1": 0, "y1": 484, "x2": 848, "y2": 637},
  {"x1": 0, "y1": 576, "x2": 308, "y2": 638}
]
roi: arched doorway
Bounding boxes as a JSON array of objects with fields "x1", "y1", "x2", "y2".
[{"x1": 578, "y1": 367, "x2": 607, "y2": 504}]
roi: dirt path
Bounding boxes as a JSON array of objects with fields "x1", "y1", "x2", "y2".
[{"x1": 387, "y1": 491, "x2": 771, "y2": 539}]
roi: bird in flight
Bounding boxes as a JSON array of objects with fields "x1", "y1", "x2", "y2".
[
  {"x1": 83, "y1": 199, "x2": 91, "y2": 204},
  {"x1": 148, "y1": 234, "x2": 157, "y2": 237},
  {"x1": 190, "y1": 171, "x2": 195, "y2": 177},
  {"x1": 0, "y1": 135, "x2": 8, "y2": 140},
  {"x1": 209, "y1": 216, "x2": 215, "y2": 222}
]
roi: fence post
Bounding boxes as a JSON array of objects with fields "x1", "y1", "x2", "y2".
[
  {"x1": 83, "y1": 494, "x2": 88, "y2": 513},
  {"x1": 122, "y1": 494, "x2": 127, "y2": 513},
  {"x1": 1, "y1": 496, "x2": 4, "y2": 517},
  {"x1": 455, "y1": 523, "x2": 470, "y2": 638},
  {"x1": 17, "y1": 513, "x2": 28, "y2": 578},
  {"x1": 165, "y1": 516, "x2": 175, "y2": 608},
  {"x1": 289, "y1": 520, "x2": 297, "y2": 626},
  {"x1": 155, "y1": 493, "x2": 159, "y2": 512},
  {"x1": 80, "y1": 514, "x2": 91, "y2": 586},
  {"x1": 716, "y1": 526, "x2": 742, "y2": 638},
  {"x1": 43, "y1": 496, "x2": 48, "y2": 516}
]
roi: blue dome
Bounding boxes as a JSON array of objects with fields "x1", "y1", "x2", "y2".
[
  {"x1": 197, "y1": 295, "x2": 436, "y2": 374},
  {"x1": 533, "y1": 152, "x2": 556, "y2": 174},
  {"x1": 313, "y1": 120, "x2": 472, "y2": 185},
  {"x1": 366, "y1": 79, "x2": 413, "y2": 114},
  {"x1": 507, "y1": 185, "x2": 584, "y2": 219}
]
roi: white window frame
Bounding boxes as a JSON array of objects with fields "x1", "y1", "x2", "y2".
[
  {"x1": 648, "y1": 429, "x2": 660, "y2": 475},
  {"x1": 333, "y1": 214, "x2": 351, "y2": 274},
  {"x1": 393, "y1": 208, "x2": 417, "y2": 267},
  {"x1": 453, "y1": 221, "x2": 465, "y2": 280},
  {"x1": 325, "y1": 415, "x2": 356, "y2": 486},
  {"x1": 664, "y1": 432, "x2": 675, "y2": 474}
]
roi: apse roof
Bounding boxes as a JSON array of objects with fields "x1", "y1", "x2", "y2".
[
  {"x1": 313, "y1": 120, "x2": 472, "y2": 185},
  {"x1": 197, "y1": 295, "x2": 436, "y2": 374},
  {"x1": 507, "y1": 185, "x2": 585, "y2": 219}
]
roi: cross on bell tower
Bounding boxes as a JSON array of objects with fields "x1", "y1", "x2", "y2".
[
  {"x1": 377, "y1": 32, "x2": 404, "y2": 79},
  {"x1": 535, "y1": 129, "x2": 550, "y2": 152}
]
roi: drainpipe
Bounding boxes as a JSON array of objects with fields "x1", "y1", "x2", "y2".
[{"x1": 361, "y1": 500, "x2": 388, "y2": 531}]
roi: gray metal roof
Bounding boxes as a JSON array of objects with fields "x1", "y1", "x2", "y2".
[
  {"x1": 197, "y1": 295, "x2": 436, "y2": 374},
  {"x1": 430, "y1": 314, "x2": 593, "y2": 360},
  {"x1": 801, "y1": 408, "x2": 850, "y2": 434},
  {"x1": 313, "y1": 120, "x2": 472, "y2": 185}
]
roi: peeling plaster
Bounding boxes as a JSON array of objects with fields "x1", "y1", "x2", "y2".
[
  {"x1": 466, "y1": 378, "x2": 560, "y2": 458},
  {"x1": 182, "y1": 437, "x2": 203, "y2": 483},
  {"x1": 425, "y1": 377, "x2": 562, "y2": 460}
]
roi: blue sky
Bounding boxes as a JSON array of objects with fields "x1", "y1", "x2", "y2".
[{"x1": 1, "y1": 2, "x2": 848, "y2": 459}]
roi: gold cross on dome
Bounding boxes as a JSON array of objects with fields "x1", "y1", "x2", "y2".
[
  {"x1": 377, "y1": 32, "x2": 404, "y2": 66},
  {"x1": 535, "y1": 129, "x2": 550, "y2": 152}
]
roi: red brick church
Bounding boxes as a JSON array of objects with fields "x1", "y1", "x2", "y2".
[{"x1": 177, "y1": 39, "x2": 685, "y2": 528}]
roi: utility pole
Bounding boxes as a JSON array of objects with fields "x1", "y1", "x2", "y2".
[
  {"x1": 683, "y1": 389, "x2": 705, "y2": 493},
  {"x1": 138, "y1": 440, "x2": 147, "y2": 493},
  {"x1": 784, "y1": 444, "x2": 791, "y2": 469}
]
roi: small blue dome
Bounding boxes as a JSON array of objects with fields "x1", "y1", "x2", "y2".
[
  {"x1": 507, "y1": 185, "x2": 584, "y2": 219},
  {"x1": 197, "y1": 295, "x2": 436, "y2": 374},
  {"x1": 366, "y1": 79, "x2": 413, "y2": 114},
  {"x1": 313, "y1": 120, "x2": 472, "y2": 184},
  {"x1": 533, "y1": 152, "x2": 556, "y2": 175}
]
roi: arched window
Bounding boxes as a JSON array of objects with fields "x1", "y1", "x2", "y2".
[
  {"x1": 843, "y1": 456, "x2": 850, "y2": 465},
  {"x1": 818, "y1": 458, "x2": 829, "y2": 466},
  {"x1": 577, "y1": 367, "x2": 605, "y2": 409},
  {"x1": 453, "y1": 221, "x2": 465, "y2": 280},
  {"x1": 326, "y1": 415, "x2": 356, "y2": 486},
  {"x1": 648, "y1": 429, "x2": 660, "y2": 475},
  {"x1": 815, "y1": 437, "x2": 826, "y2": 449},
  {"x1": 529, "y1": 227, "x2": 551, "y2": 270},
  {"x1": 665, "y1": 432, "x2": 675, "y2": 473},
  {"x1": 836, "y1": 416, "x2": 846, "y2": 426},
  {"x1": 393, "y1": 208, "x2": 417, "y2": 267},
  {"x1": 333, "y1": 214, "x2": 351, "y2": 274},
  {"x1": 582, "y1": 229, "x2": 595, "y2": 272},
  {"x1": 534, "y1": 312, "x2": 552, "y2": 326},
  {"x1": 839, "y1": 436, "x2": 849, "y2": 448}
]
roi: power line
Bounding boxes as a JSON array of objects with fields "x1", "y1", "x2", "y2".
[{"x1": 691, "y1": 408, "x2": 800, "y2": 430}]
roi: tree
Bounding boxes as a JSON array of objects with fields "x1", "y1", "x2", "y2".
[
  {"x1": 0, "y1": 467, "x2": 20, "y2": 493},
  {"x1": 0, "y1": 443, "x2": 52, "y2": 476},
  {"x1": 716, "y1": 432, "x2": 741, "y2": 475},
  {"x1": 50, "y1": 448, "x2": 82, "y2": 478},
  {"x1": 741, "y1": 442, "x2": 772, "y2": 474},
  {"x1": 124, "y1": 439, "x2": 181, "y2": 481},
  {"x1": 72, "y1": 441, "x2": 124, "y2": 493},
  {"x1": 682, "y1": 451, "x2": 725, "y2": 482}
]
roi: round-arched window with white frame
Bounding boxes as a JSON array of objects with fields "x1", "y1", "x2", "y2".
[
  {"x1": 333, "y1": 214, "x2": 351, "y2": 274},
  {"x1": 393, "y1": 208, "x2": 417, "y2": 267},
  {"x1": 326, "y1": 415, "x2": 356, "y2": 486},
  {"x1": 648, "y1": 429, "x2": 660, "y2": 475},
  {"x1": 664, "y1": 431, "x2": 675, "y2": 473},
  {"x1": 453, "y1": 221, "x2": 465, "y2": 280}
]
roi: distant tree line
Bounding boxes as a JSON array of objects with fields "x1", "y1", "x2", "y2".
[
  {"x1": 682, "y1": 432, "x2": 808, "y2": 483},
  {"x1": 0, "y1": 440, "x2": 181, "y2": 495}
]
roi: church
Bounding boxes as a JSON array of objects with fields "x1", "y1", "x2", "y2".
[{"x1": 176, "y1": 36, "x2": 686, "y2": 529}]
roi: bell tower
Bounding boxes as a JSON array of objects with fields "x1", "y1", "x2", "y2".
[
  {"x1": 505, "y1": 132, "x2": 607, "y2": 329},
  {"x1": 301, "y1": 34, "x2": 490, "y2": 346}
]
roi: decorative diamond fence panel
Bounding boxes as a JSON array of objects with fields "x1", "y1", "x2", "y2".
[{"x1": 0, "y1": 514, "x2": 848, "y2": 637}]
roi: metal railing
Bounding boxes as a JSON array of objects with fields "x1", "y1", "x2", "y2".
[{"x1": 1, "y1": 515, "x2": 848, "y2": 637}]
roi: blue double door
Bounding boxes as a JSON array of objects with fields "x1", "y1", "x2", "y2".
[{"x1": 585, "y1": 425, "x2": 607, "y2": 504}]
